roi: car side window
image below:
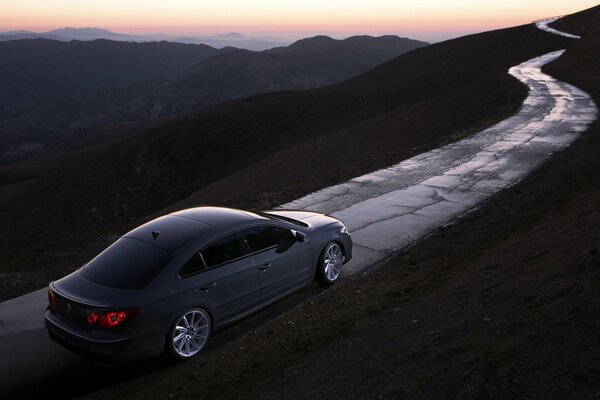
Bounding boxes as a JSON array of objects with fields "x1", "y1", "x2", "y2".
[
  {"x1": 241, "y1": 226, "x2": 295, "y2": 253},
  {"x1": 179, "y1": 253, "x2": 206, "y2": 278},
  {"x1": 200, "y1": 233, "x2": 248, "y2": 268}
]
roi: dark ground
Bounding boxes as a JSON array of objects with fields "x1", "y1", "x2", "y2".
[{"x1": 77, "y1": 7, "x2": 600, "y2": 400}]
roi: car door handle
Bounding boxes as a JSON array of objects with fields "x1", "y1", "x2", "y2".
[
  {"x1": 199, "y1": 283, "x2": 216, "y2": 291},
  {"x1": 258, "y1": 263, "x2": 272, "y2": 271}
]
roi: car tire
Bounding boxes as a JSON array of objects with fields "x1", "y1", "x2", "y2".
[
  {"x1": 316, "y1": 242, "x2": 343, "y2": 284},
  {"x1": 166, "y1": 307, "x2": 212, "y2": 360}
]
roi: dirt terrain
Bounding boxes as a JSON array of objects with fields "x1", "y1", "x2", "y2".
[{"x1": 77, "y1": 7, "x2": 600, "y2": 400}]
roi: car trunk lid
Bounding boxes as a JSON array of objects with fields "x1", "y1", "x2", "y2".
[{"x1": 50, "y1": 271, "x2": 138, "y2": 327}]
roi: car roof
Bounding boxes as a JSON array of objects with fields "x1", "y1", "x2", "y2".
[
  {"x1": 123, "y1": 207, "x2": 266, "y2": 251},
  {"x1": 172, "y1": 206, "x2": 261, "y2": 225}
]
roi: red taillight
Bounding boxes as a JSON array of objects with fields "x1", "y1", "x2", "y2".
[
  {"x1": 99, "y1": 311, "x2": 127, "y2": 328},
  {"x1": 85, "y1": 307, "x2": 138, "y2": 328},
  {"x1": 48, "y1": 289, "x2": 56, "y2": 308},
  {"x1": 86, "y1": 312, "x2": 99, "y2": 325}
]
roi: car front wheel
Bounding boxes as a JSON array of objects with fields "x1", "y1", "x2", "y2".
[
  {"x1": 316, "y1": 242, "x2": 343, "y2": 284},
  {"x1": 167, "y1": 307, "x2": 211, "y2": 360}
]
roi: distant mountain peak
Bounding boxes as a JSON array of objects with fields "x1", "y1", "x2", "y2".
[
  {"x1": 287, "y1": 35, "x2": 337, "y2": 51},
  {"x1": 215, "y1": 32, "x2": 246, "y2": 39},
  {"x1": 0, "y1": 30, "x2": 35, "y2": 35},
  {"x1": 308, "y1": 35, "x2": 336, "y2": 41},
  {"x1": 48, "y1": 27, "x2": 114, "y2": 34}
]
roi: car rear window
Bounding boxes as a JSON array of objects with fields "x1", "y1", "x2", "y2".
[{"x1": 80, "y1": 238, "x2": 171, "y2": 289}]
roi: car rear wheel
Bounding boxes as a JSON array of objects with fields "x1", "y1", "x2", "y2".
[
  {"x1": 316, "y1": 242, "x2": 343, "y2": 284},
  {"x1": 167, "y1": 308, "x2": 211, "y2": 360}
]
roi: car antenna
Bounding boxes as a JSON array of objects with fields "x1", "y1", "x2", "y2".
[{"x1": 152, "y1": 231, "x2": 160, "y2": 240}]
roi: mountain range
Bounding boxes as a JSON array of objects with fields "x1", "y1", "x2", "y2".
[
  {"x1": 0, "y1": 27, "x2": 289, "y2": 50},
  {"x1": 0, "y1": 34, "x2": 428, "y2": 139}
]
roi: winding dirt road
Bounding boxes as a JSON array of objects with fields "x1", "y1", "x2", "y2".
[{"x1": 282, "y1": 44, "x2": 597, "y2": 273}]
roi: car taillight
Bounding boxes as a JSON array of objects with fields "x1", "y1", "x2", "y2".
[
  {"x1": 48, "y1": 289, "x2": 56, "y2": 309},
  {"x1": 85, "y1": 307, "x2": 139, "y2": 328},
  {"x1": 86, "y1": 312, "x2": 99, "y2": 325}
]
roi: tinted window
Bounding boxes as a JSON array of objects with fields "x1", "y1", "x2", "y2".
[
  {"x1": 80, "y1": 238, "x2": 170, "y2": 289},
  {"x1": 242, "y1": 226, "x2": 295, "y2": 253},
  {"x1": 201, "y1": 233, "x2": 248, "y2": 268},
  {"x1": 179, "y1": 253, "x2": 206, "y2": 278}
]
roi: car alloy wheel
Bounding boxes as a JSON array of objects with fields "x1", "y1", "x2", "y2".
[
  {"x1": 171, "y1": 308, "x2": 211, "y2": 358},
  {"x1": 320, "y1": 242, "x2": 343, "y2": 283}
]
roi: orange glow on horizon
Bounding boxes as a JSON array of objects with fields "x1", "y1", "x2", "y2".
[{"x1": 0, "y1": 0, "x2": 597, "y2": 42}]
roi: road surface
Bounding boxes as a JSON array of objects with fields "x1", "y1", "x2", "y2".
[
  {"x1": 282, "y1": 49, "x2": 597, "y2": 272},
  {"x1": 0, "y1": 19, "x2": 596, "y2": 399}
]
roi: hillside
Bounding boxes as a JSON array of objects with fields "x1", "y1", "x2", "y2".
[
  {"x1": 0, "y1": 39, "x2": 230, "y2": 133},
  {"x1": 92, "y1": 35, "x2": 429, "y2": 125},
  {"x1": 0, "y1": 39, "x2": 225, "y2": 107},
  {"x1": 0, "y1": 35, "x2": 427, "y2": 134},
  {"x1": 0, "y1": 23, "x2": 569, "y2": 301},
  {"x1": 548, "y1": 5, "x2": 600, "y2": 89},
  {"x1": 79, "y1": 6, "x2": 600, "y2": 400}
]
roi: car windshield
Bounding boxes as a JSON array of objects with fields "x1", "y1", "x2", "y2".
[
  {"x1": 80, "y1": 238, "x2": 171, "y2": 289},
  {"x1": 256, "y1": 211, "x2": 308, "y2": 227}
]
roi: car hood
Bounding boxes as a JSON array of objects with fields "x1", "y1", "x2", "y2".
[
  {"x1": 52, "y1": 270, "x2": 139, "y2": 308},
  {"x1": 265, "y1": 210, "x2": 342, "y2": 230}
]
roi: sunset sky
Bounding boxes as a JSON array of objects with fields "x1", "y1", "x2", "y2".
[{"x1": 0, "y1": 0, "x2": 597, "y2": 42}]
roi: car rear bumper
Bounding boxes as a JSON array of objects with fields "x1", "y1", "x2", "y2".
[{"x1": 45, "y1": 310, "x2": 163, "y2": 363}]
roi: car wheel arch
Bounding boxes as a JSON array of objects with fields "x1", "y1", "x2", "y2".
[
  {"x1": 170, "y1": 303, "x2": 214, "y2": 324},
  {"x1": 320, "y1": 239, "x2": 346, "y2": 261}
]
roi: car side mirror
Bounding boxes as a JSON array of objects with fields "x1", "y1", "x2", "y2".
[{"x1": 295, "y1": 231, "x2": 307, "y2": 243}]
